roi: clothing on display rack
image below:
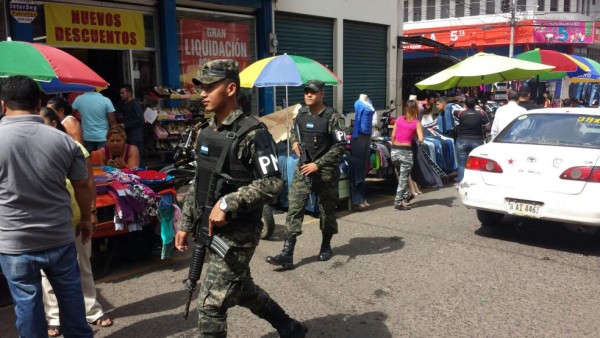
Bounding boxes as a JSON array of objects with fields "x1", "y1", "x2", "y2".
[{"x1": 411, "y1": 141, "x2": 448, "y2": 188}]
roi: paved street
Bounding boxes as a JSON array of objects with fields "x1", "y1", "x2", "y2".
[{"x1": 2, "y1": 179, "x2": 600, "y2": 337}]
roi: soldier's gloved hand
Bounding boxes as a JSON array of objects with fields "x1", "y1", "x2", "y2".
[
  {"x1": 208, "y1": 205, "x2": 228, "y2": 236},
  {"x1": 175, "y1": 231, "x2": 189, "y2": 251},
  {"x1": 292, "y1": 141, "x2": 301, "y2": 157},
  {"x1": 300, "y1": 162, "x2": 319, "y2": 176}
]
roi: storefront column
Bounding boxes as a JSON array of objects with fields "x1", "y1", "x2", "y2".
[
  {"x1": 257, "y1": 0, "x2": 274, "y2": 116},
  {"x1": 159, "y1": 0, "x2": 179, "y2": 88},
  {"x1": 10, "y1": 18, "x2": 33, "y2": 42}
]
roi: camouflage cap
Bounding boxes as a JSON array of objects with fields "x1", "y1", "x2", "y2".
[
  {"x1": 304, "y1": 79, "x2": 325, "y2": 92},
  {"x1": 192, "y1": 59, "x2": 239, "y2": 86}
]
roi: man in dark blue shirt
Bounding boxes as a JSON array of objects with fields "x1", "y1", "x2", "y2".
[{"x1": 119, "y1": 84, "x2": 145, "y2": 166}]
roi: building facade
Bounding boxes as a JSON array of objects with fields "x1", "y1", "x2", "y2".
[
  {"x1": 6, "y1": 0, "x2": 401, "y2": 115},
  {"x1": 401, "y1": 0, "x2": 600, "y2": 99}
]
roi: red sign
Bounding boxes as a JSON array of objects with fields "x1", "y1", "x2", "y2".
[
  {"x1": 179, "y1": 19, "x2": 250, "y2": 88},
  {"x1": 594, "y1": 22, "x2": 600, "y2": 44},
  {"x1": 403, "y1": 21, "x2": 535, "y2": 51}
]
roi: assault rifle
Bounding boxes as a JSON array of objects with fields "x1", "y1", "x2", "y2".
[
  {"x1": 295, "y1": 121, "x2": 313, "y2": 188},
  {"x1": 295, "y1": 121, "x2": 314, "y2": 206},
  {"x1": 183, "y1": 169, "x2": 231, "y2": 320}
]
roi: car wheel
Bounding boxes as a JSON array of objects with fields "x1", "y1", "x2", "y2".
[
  {"x1": 261, "y1": 205, "x2": 275, "y2": 240},
  {"x1": 476, "y1": 210, "x2": 504, "y2": 227}
]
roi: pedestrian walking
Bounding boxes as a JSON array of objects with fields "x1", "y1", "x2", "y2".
[
  {"x1": 390, "y1": 100, "x2": 424, "y2": 210},
  {"x1": 39, "y1": 107, "x2": 113, "y2": 337},
  {"x1": 174, "y1": 59, "x2": 307, "y2": 337},
  {"x1": 0, "y1": 75, "x2": 93, "y2": 338},
  {"x1": 266, "y1": 79, "x2": 346, "y2": 269}
]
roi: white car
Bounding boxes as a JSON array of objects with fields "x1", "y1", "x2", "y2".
[{"x1": 459, "y1": 108, "x2": 600, "y2": 232}]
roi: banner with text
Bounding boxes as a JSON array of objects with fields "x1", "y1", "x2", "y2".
[
  {"x1": 533, "y1": 20, "x2": 593, "y2": 44},
  {"x1": 179, "y1": 18, "x2": 250, "y2": 88},
  {"x1": 45, "y1": 3, "x2": 145, "y2": 49},
  {"x1": 403, "y1": 21, "x2": 534, "y2": 51}
]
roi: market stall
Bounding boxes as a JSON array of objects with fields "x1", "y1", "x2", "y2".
[{"x1": 91, "y1": 163, "x2": 177, "y2": 276}]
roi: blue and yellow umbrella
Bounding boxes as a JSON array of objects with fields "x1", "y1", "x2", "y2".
[{"x1": 240, "y1": 53, "x2": 342, "y2": 88}]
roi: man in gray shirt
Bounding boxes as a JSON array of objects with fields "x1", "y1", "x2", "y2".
[{"x1": 0, "y1": 75, "x2": 94, "y2": 337}]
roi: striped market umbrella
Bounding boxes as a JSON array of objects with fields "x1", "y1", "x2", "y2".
[
  {"x1": 514, "y1": 49, "x2": 590, "y2": 81},
  {"x1": 240, "y1": 53, "x2": 342, "y2": 157},
  {"x1": 533, "y1": 55, "x2": 600, "y2": 83},
  {"x1": 240, "y1": 53, "x2": 342, "y2": 88},
  {"x1": 0, "y1": 40, "x2": 108, "y2": 93}
]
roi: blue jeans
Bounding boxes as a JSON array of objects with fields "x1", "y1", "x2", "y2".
[
  {"x1": 456, "y1": 139, "x2": 484, "y2": 182},
  {"x1": 0, "y1": 243, "x2": 93, "y2": 338},
  {"x1": 83, "y1": 140, "x2": 106, "y2": 153}
]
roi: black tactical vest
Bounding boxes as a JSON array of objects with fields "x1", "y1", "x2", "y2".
[
  {"x1": 194, "y1": 115, "x2": 261, "y2": 214},
  {"x1": 296, "y1": 107, "x2": 335, "y2": 161}
]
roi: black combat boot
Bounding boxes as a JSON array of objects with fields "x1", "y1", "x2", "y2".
[
  {"x1": 318, "y1": 233, "x2": 333, "y2": 261},
  {"x1": 266, "y1": 235, "x2": 296, "y2": 269},
  {"x1": 261, "y1": 300, "x2": 308, "y2": 338}
]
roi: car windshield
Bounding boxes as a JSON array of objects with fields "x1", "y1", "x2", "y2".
[{"x1": 495, "y1": 113, "x2": 600, "y2": 149}]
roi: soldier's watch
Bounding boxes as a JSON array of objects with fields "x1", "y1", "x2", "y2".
[{"x1": 218, "y1": 198, "x2": 228, "y2": 212}]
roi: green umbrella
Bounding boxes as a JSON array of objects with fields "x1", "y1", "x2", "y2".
[{"x1": 415, "y1": 52, "x2": 554, "y2": 90}]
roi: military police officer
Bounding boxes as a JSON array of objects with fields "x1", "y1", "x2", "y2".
[
  {"x1": 266, "y1": 79, "x2": 346, "y2": 270},
  {"x1": 175, "y1": 59, "x2": 307, "y2": 338}
]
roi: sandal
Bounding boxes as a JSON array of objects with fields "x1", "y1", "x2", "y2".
[
  {"x1": 91, "y1": 315, "x2": 113, "y2": 327},
  {"x1": 48, "y1": 325, "x2": 61, "y2": 337}
]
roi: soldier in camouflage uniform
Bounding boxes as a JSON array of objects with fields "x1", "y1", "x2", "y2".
[
  {"x1": 175, "y1": 59, "x2": 307, "y2": 338},
  {"x1": 266, "y1": 80, "x2": 346, "y2": 270}
]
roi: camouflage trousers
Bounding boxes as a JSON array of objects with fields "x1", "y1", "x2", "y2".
[
  {"x1": 285, "y1": 166, "x2": 339, "y2": 238},
  {"x1": 197, "y1": 247, "x2": 274, "y2": 337},
  {"x1": 391, "y1": 148, "x2": 413, "y2": 205}
]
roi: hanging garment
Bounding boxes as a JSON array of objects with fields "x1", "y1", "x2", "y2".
[{"x1": 411, "y1": 142, "x2": 448, "y2": 188}]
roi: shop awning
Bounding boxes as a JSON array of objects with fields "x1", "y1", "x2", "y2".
[
  {"x1": 403, "y1": 55, "x2": 460, "y2": 76},
  {"x1": 397, "y1": 36, "x2": 452, "y2": 50}
]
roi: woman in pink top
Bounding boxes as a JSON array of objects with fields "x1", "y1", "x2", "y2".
[{"x1": 390, "y1": 100, "x2": 424, "y2": 210}]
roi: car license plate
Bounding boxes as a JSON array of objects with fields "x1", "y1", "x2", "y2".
[{"x1": 506, "y1": 199, "x2": 543, "y2": 218}]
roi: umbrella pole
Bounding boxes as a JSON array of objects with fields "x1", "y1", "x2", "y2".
[
  {"x1": 286, "y1": 86, "x2": 290, "y2": 158},
  {"x1": 537, "y1": 75, "x2": 540, "y2": 98}
]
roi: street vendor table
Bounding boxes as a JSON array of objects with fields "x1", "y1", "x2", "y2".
[{"x1": 91, "y1": 165, "x2": 176, "y2": 277}]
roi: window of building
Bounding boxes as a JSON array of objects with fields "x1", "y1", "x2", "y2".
[
  {"x1": 517, "y1": 0, "x2": 526, "y2": 10},
  {"x1": 564, "y1": 0, "x2": 571, "y2": 11},
  {"x1": 456, "y1": 0, "x2": 465, "y2": 17},
  {"x1": 486, "y1": 0, "x2": 495, "y2": 13},
  {"x1": 538, "y1": 0, "x2": 545, "y2": 10},
  {"x1": 414, "y1": 0, "x2": 423, "y2": 21},
  {"x1": 404, "y1": 0, "x2": 409, "y2": 22},
  {"x1": 550, "y1": 0, "x2": 558, "y2": 11},
  {"x1": 427, "y1": 0, "x2": 436, "y2": 19},
  {"x1": 501, "y1": 0, "x2": 511, "y2": 12},
  {"x1": 441, "y1": 0, "x2": 450, "y2": 18},
  {"x1": 470, "y1": 0, "x2": 480, "y2": 15},
  {"x1": 176, "y1": 8, "x2": 256, "y2": 112}
]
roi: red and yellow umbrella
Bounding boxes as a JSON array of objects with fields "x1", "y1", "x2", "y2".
[{"x1": 0, "y1": 40, "x2": 108, "y2": 93}]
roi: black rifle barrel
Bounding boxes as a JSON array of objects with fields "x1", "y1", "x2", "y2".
[{"x1": 183, "y1": 242, "x2": 207, "y2": 319}]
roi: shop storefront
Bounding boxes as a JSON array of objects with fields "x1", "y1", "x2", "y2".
[
  {"x1": 23, "y1": 1, "x2": 159, "y2": 104},
  {"x1": 402, "y1": 19, "x2": 594, "y2": 98}
]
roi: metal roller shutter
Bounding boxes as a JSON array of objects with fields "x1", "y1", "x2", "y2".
[
  {"x1": 275, "y1": 12, "x2": 334, "y2": 107},
  {"x1": 343, "y1": 20, "x2": 388, "y2": 113}
]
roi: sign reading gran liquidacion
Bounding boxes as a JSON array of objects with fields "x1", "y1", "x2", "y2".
[
  {"x1": 179, "y1": 19, "x2": 250, "y2": 88},
  {"x1": 45, "y1": 3, "x2": 145, "y2": 49}
]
